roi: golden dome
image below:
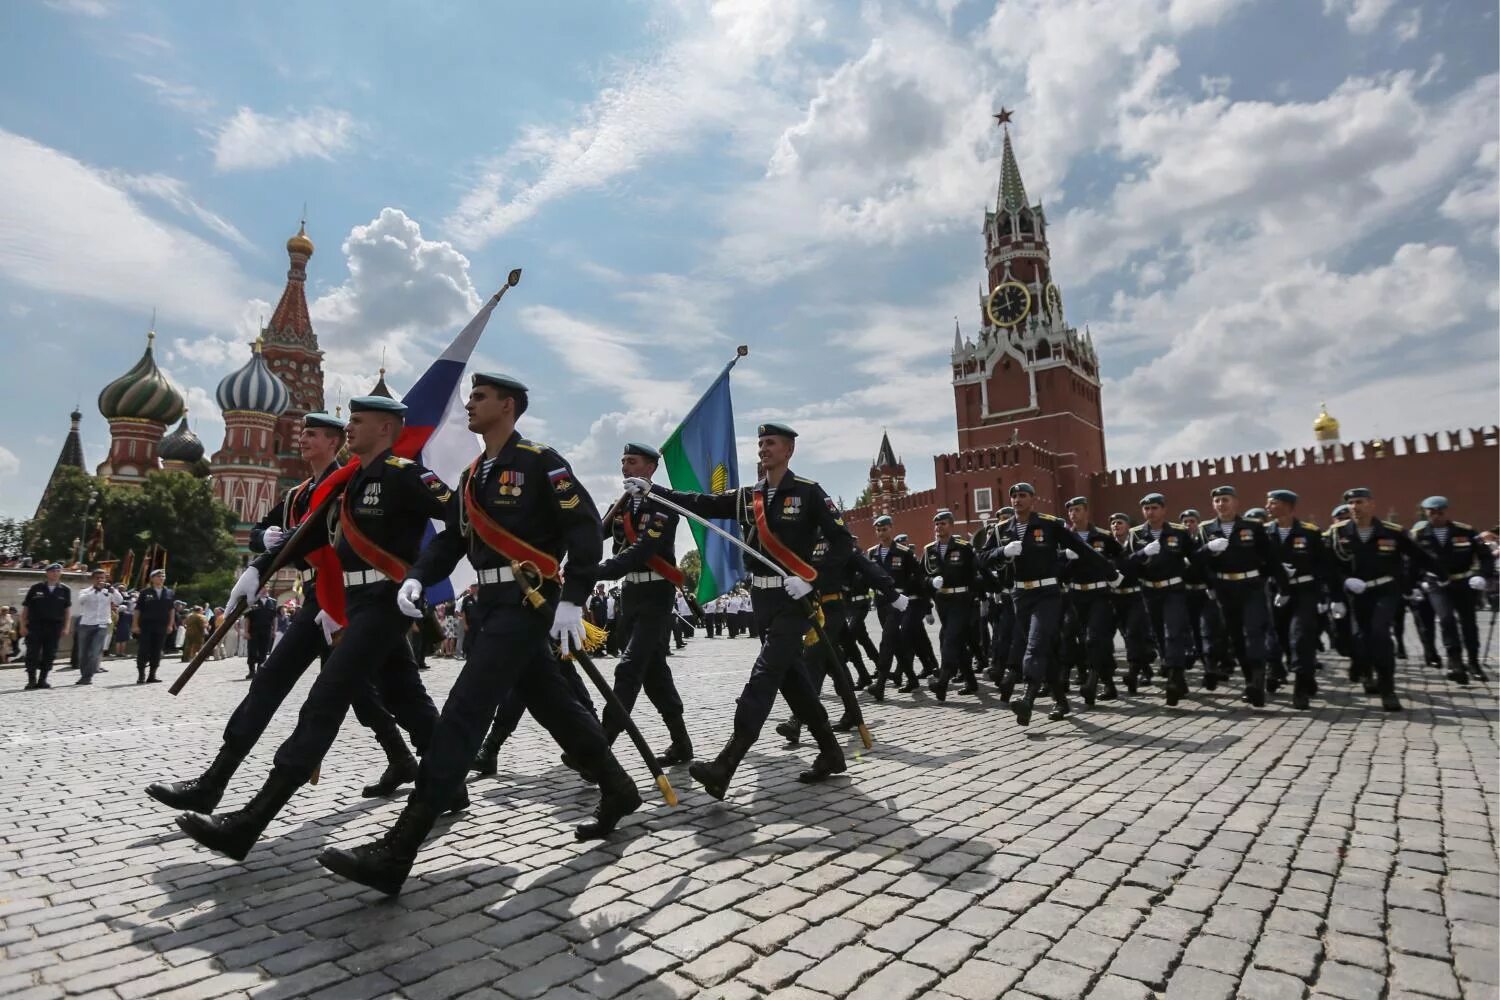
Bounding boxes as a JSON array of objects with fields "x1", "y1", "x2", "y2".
[
  {"x1": 286, "y1": 221, "x2": 314, "y2": 258},
  {"x1": 1313, "y1": 402, "x2": 1340, "y2": 441}
]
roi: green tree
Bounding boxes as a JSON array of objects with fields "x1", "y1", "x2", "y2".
[
  {"x1": 26, "y1": 466, "x2": 98, "y2": 561},
  {"x1": 853, "y1": 485, "x2": 873, "y2": 508},
  {"x1": 0, "y1": 516, "x2": 31, "y2": 558},
  {"x1": 678, "y1": 548, "x2": 701, "y2": 594},
  {"x1": 102, "y1": 472, "x2": 239, "y2": 586},
  {"x1": 174, "y1": 567, "x2": 240, "y2": 608}
]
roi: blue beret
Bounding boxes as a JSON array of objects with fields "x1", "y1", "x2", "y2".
[
  {"x1": 623, "y1": 442, "x2": 661, "y2": 461},
  {"x1": 757, "y1": 422, "x2": 797, "y2": 439},
  {"x1": 873, "y1": 515, "x2": 893, "y2": 527},
  {"x1": 1065, "y1": 496, "x2": 1089, "y2": 509},
  {"x1": 1009, "y1": 482, "x2": 1036, "y2": 496},
  {"x1": 1210, "y1": 485, "x2": 1236, "y2": 498},
  {"x1": 933, "y1": 509, "x2": 954, "y2": 523},
  {"x1": 472, "y1": 372, "x2": 529, "y2": 394},
  {"x1": 1331, "y1": 504, "x2": 1350, "y2": 520},
  {"x1": 1108, "y1": 512, "x2": 1131, "y2": 525},
  {"x1": 1140, "y1": 493, "x2": 1166, "y2": 506},
  {"x1": 1266, "y1": 489, "x2": 1298, "y2": 505},
  {"x1": 1420, "y1": 495, "x2": 1448, "y2": 510},
  {"x1": 1342, "y1": 486, "x2": 1372, "y2": 501},
  {"x1": 45, "y1": 562, "x2": 63, "y2": 571},
  {"x1": 303, "y1": 411, "x2": 346, "y2": 431},
  {"x1": 894, "y1": 533, "x2": 909, "y2": 542},
  {"x1": 1245, "y1": 507, "x2": 1267, "y2": 521},
  {"x1": 349, "y1": 395, "x2": 407, "y2": 415},
  {"x1": 998, "y1": 506, "x2": 1015, "y2": 517},
  {"x1": 1179, "y1": 509, "x2": 1200, "y2": 520}
]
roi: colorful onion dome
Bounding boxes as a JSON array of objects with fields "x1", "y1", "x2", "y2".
[
  {"x1": 286, "y1": 221, "x2": 314, "y2": 258},
  {"x1": 98, "y1": 330, "x2": 186, "y2": 424},
  {"x1": 1313, "y1": 402, "x2": 1340, "y2": 441},
  {"x1": 159, "y1": 414, "x2": 205, "y2": 463},
  {"x1": 216, "y1": 338, "x2": 291, "y2": 415}
]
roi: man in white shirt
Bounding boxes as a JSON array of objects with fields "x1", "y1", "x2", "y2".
[{"x1": 76, "y1": 568, "x2": 122, "y2": 685}]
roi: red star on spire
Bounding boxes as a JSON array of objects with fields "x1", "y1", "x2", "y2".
[{"x1": 993, "y1": 107, "x2": 1014, "y2": 126}]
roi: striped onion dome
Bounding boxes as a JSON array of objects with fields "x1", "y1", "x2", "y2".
[
  {"x1": 98, "y1": 330, "x2": 186, "y2": 424},
  {"x1": 216, "y1": 338, "x2": 290, "y2": 415},
  {"x1": 159, "y1": 414, "x2": 205, "y2": 463}
]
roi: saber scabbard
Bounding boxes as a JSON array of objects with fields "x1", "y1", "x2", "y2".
[{"x1": 803, "y1": 597, "x2": 874, "y2": 750}]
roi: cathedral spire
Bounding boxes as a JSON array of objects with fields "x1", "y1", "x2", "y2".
[
  {"x1": 264, "y1": 218, "x2": 316, "y2": 349},
  {"x1": 875, "y1": 431, "x2": 898, "y2": 469},
  {"x1": 953, "y1": 317, "x2": 963, "y2": 354},
  {"x1": 994, "y1": 109, "x2": 1029, "y2": 213},
  {"x1": 34, "y1": 408, "x2": 87, "y2": 520}
]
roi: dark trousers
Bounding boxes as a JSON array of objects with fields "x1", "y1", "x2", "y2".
[
  {"x1": 604, "y1": 584, "x2": 684, "y2": 736},
  {"x1": 934, "y1": 595, "x2": 978, "y2": 686},
  {"x1": 839, "y1": 609, "x2": 874, "y2": 685},
  {"x1": 136, "y1": 625, "x2": 169, "y2": 677},
  {"x1": 1189, "y1": 588, "x2": 1227, "y2": 673},
  {"x1": 1282, "y1": 586, "x2": 1320, "y2": 687},
  {"x1": 24, "y1": 621, "x2": 63, "y2": 680},
  {"x1": 1011, "y1": 589, "x2": 1063, "y2": 684},
  {"x1": 1350, "y1": 587, "x2": 1399, "y2": 693},
  {"x1": 1068, "y1": 590, "x2": 1115, "y2": 678},
  {"x1": 989, "y1": 594, "x2": 1014, "y2": 672},
  {"x1": 1428, "y1": 581, "x2": 1481, "y2": 665},
  {"x1": 732, "y1": 595, "x2": 831, "y2": 740},
  {"x1": 247, "y1": 628, "x2": 273, "y2": 671},
  {"x1": 874, "y1": 603, "x2": 917, "y2": 687},
  {"x1": 1212, "y1": 580, "x2": 1271, "y2": 673},
  {"x1": 268, "y1": 588, "x2": 438, "y2": 781},
  {"x1": 483, "y1": 652, "x2": 597, "y2": 752},
  {"x1": 1113, "y1": 593, "x2": 1155, "y2": 667},
  {"x1": 907, "y1": 598, "x2": 939, "y2": 675},
  {"x1": 1410, "y1": 595, "x2": 1438, "y2": 660},
  {"x1": 802, "y1": 603, "x2": 857, "y2": 718},
  {"x1": 845, "y1": 603, "x2": 878, "y2": 663},
  {"x1": 1142, "y1": 588, "x2": 1190, "y2": 669}
]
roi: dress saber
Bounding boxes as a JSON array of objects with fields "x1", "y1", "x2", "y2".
[{"x1": 643, "y1": 491, "x2": 874, "y2": 750}]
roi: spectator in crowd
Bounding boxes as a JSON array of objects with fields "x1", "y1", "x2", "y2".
[
  {"x1": 112, "y1": 593, "x2": 134, "y2": 657},
  {"x1": 0, "y1": 606, "x2": 16, "y2": 664},
  {"x1": 75, "y1": 568, "x2": 122, "y2": 685}
]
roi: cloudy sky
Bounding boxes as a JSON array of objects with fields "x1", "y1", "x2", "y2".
[{"x1": 1, "y1": 0, "x2": 1496, "y2": 520}]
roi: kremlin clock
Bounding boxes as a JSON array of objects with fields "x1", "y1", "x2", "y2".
[{"x1": 986, "y1": 281, "x2": 1031, "y2": 327}]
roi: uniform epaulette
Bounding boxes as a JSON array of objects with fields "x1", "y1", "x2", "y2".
[
  {"x1": 1168, "y1": 521, "x2": 1187, "y2": 530},
  {"x1": 385, "y1": 456, "x2": 413, "y2": 467},
  {"x1": 1327, "y1": 520, "x2": 1349, "y2": 531},
  {"x1": 1454, "y1": 520, "x2": 1473, "y2": 530},
  {"x1": 1037, "y1": 512, "x2": 1061, "y2": 522},
  {"x1": 516, "y1": 439, "x2": 544, "y2": 453},
  {"x1": 1382, "y1": 520, "x2": 1403, "y2": 530},
  {"x1": 951, "y1": 536, "x2": 970, "y2": 545},
  {"x1": 794, "y1": 476, "x2": 818, "y2": 485},
  {"x1": 1301, "y1": 521, "x2": 1319, "y2": 531}
]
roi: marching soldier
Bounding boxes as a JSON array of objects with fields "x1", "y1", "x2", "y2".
[
  {"x1": 979, "y1": 506, "x2": 1018, "y2": 689},
  {"x1": 1264, "y1": 490, "x2": 1325, "y2": 709},
  {"x1": 146, "y1": 412, "x2": 432, "y2": 815},
  {"x1": 924, "y1": 509, "x2": 981, "y2": 700},
  {"x1": 866, "y1": 516, "x2": 925, "y2": 700},
  {"x1": 243, "y1": 588, "x2": 277, "y2": 679},
  {"x1": 591, "y1": 442, "x2": 694, "y2": 767},
  {"x1": 988, "y1": 483, "x2": 1115, "y2": 724},
  {"x1": 1411, "y1": 496, "x2": 1494, "y2": 684},
  {"x1": 1178, "y1": 508, "x2": 1223, "y2": 690},
  {"x1": 1196, "y1": 486, "x2": 1289, "y2": 707},
  {"x1": 840, "y1": 574, "x2": 879, "y2": 688},
  {"x1": 318, "y1": 374, "x2": 641, "y2": 895},
  {"x1": 1325, "y1": 487, "x2": 1436, "y2": 711},
  {"x1": 895, "y1": 531, "x2": 941, "y2": 680},
  {"x1": 628, "y1": 422, "x2": 853, "y2": 799},
  {"x1": 132, "y1": 567, "x2": 175, "y2": 684},
  {"x1": 172, "y1": 396, "x2": 449, "y2": 863},
  {"x1": 19, "y1": 562, "x2": 71, "y2": 690},
  {"x1": 1060, "y1": 497, "x2": 1125, "y2": 704},
  {"x1": 1129, "y1": 493, "x2": 1198, "y2": 706},
  {"x1": 1109, "y1": 513, "x2": 1156, "y2": 692}
]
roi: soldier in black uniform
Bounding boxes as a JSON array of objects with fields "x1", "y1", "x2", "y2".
[
  {"x1": 1060, "y1": 497, "x2": 1125, "y2": 705},
  {"x1": 131, "y1": 567, "x2": 174, "y2": 684},
  {"x1": 988, "y1": 483, "x2": 1115, "y2": 724},
  {"x1": 1129, "y1": 493, "x2": 1199, "y2": 706},
  {"x1": 20, "y1": 562, "x2": 71, "y2": 690},
  {"x1": 243, "y1": 589, "x2": 277, "y2": 679},
  {"x1": 1325, "y1": 487, "x2": 1436, "y2": 711},
  {"x1": 317, "y1": 374, "x2": 641, "y2": 895},
  {"x1": 900, "y1": 528, "x2": 942, "y2": 681},
  {"x1": 1264, "y1": 489, "x2": 1325, "y2": 709},
  {"x1": 865, "y1": 515, "x2": 924, "y2": 700},
  {"x1": 635, "y1": 422, "x2": 853, "y2": 799},
  {"x1": 976, "y1": 506, "x2": 1018, "y2": 689},
  {"x1": 1178, "y1": 508, "x2": 1224, "y2": 689},
  {"x1": 146, "y1": 412, "x2": 430, "y2": 814},
  {"x1": 1109, "y1": 513, "x2": 1156, "y2": 692},
  {"x1": 591, "y1": 442, "x2": 694, "y2": 767},
  {"x1": 923, "y1": 509, "x2": 981, "y2": 700},
  {"x1": 1411, "y1": 496, "x2": 1495, "y2": 685},
  {"x1": 172, "y1": 397, "x2": 447, "y2": 862},
  {"x1": 1196, "y1": 486, "x2": 1289, "y2": 707},
  {"x1": 841, "y1": 576, "x2": 879, "y2": 686}
]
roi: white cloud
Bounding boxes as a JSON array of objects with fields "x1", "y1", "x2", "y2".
[
  {"x1": 1439, "y1": 141, "x2": 1499, "y2": 236},
  {"x1": 180, "y1": 386, "x2": 225, "y2": 458},
  {"x1": 212, "y1": 107, "x2": 357, "y2": 172},
  {"x1": 518, "y1": 304, "x2": 695, "y2": 412},
  {"x1": 0, "y1": 444, "x2": 19, "y2": 477},
  {"x1": 0, "y1": 128, "x2": 259, "y2": 329},
  {"x1": 1323, "y1": 0, "x2": 1398, "y2": 34},
  {"x1": 45, "y1": 0, "x2": 111, "y2": 16},
  {"x1": 106, "y1": 172, "x2": 254, "y2": 251},
  {"x1": 134, "y1": 74, "x2": 212, "y2": 116}
]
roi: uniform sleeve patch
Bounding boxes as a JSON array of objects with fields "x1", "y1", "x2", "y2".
[
  {"x1": 558, "y1": 496, "x2": 581, "y2": 509},
  {"x1": 385, "y1": 455, "x2": 413, "y2": 467}
]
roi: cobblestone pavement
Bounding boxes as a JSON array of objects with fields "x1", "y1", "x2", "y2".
[{"x1": 2, "y1": 622, "x2": 1498, "y2": 1000}]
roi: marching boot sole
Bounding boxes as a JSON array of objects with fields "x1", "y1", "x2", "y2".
[
  {"x1": 1011, "y1": 700, "x2": 1033, "y2": 727},
  {"x1": 1293, "y1": 694, "x2": 1311, "y2": 710},
  {"x1": 575, "y1": 791, "x2": 642, "y2": 841},
  {"x1": 655, "y1": 746, "x2": 694, "y2": 767},
  {"x1": 175, "y1": 813, "x2": 256, "y2": 862},
  {"x1": 1447, "y1": 672, "x2": 1470, "y2": 686},
  {"x1": 798, "y1": 755, "x2": 848, "y2": 784},
  {"x1": 362, "y1": 762, "x2": 419, "y2": 798},
  {"x1": 317, "y1": 847, "x2": 407, "y2": 896},
  {"x1": 469, "y1": 756, "x2": 499, "y2": 777},
  {"x1": 146, "y1": 781, "x2": 223, "y2": 814},
  {"x1": 774, "y1": 722, "x2": 802, "y2": 746},
  {"x1": 688, "y1": 762, "x2": 729, "y2": 801},
  {"x1": 1047, "y1": 702, "x2": 1069, "y2": 722}
]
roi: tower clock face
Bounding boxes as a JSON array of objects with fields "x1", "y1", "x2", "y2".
[
  {"x1": 987, "y1": 281, "x2": 1031, "y2": 328},
  {"x1": 1045, "y1": 283, "x2": 1062, "y2": 315}
]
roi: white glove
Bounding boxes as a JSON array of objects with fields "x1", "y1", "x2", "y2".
[
  {"x1": 1469, "y1": 575, "x2": 1488, "y2": 591},
  {"x1": 1282, "y1": 563, "x2": 1296, "y2": 577},
  {"x1": 227, "y1": 566, "x2": 260, "y2": 609},
  {"x1": 622, "y1": 477, "x2": 651, "y2": 497},
  {"x1": 397, "y1": 579, "x2": 424, "y2": 618},
  {"x1": 931, "y1": 575, "x2": 944, "y2": 591},
  {"x1": 891, "y1": 594, "x2": 910, "y2": 613},
  {"x1": 1108, "y1": 572, "x2": 1125, "y2": 589},
  {"x1": 1143, "y1": 540, "x2": 1161, "y2": 556},
  {"x1": 1274, "y1": 594, "x2": 1291, "y2": 607},
  {"x1": 1002, "y1": 540, "x2": 1023, "y2": 558},
  {"x1": 1343, "y1": 578, "x2": 1367, "y2": 595},
  {"x1": 1206, "y1": 537, "x2": 1230, "y2": 554},
  {"x1": 925, "y1": 612, "x2": 936, "y2": 625},
  {"x1": 551, "y1": 601, "x2": 586, "y2": 653},
  {"x1": 1330, "y1": 602, "x2": 1347, "y2": 619},
  {"x1": 1063, "y1": 549, "x2": 1079, "y2": 561},
  {"x1": 261, "y1": 525, "x2": 285, "y2": 550},
  {"x1": 314, "y1": 609, "x2": 340, "y2": 644},
  {"x1": 783, "y1": 576, "x2": 814, "y2": 600}
]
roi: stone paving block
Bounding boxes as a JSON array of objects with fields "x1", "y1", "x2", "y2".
[
  {"x1": 865, "y1": 914, "x2": 942, "y2": 953},
  {"x1": 677, "y1": 942, "x2": 757, "y2": 987},
  {"x1": 1163, "y1": 965, "x2": 1236, "y2": 1000},
  {"x1": 1390, "y1": 952, "x2": 1463, "y2": 999},
  {"x1": 738, "y1": 949, "x2": 818, "y2": 992},
  {"x1": 1253, "y1": 931, "x2": 1322, "y2": 980},
  {"x1": 796, "y1": 943, "x2": 890, "y2": 995},
  {"x1": 852, "y1": 959, "x2": 939, "y2": 1000},
  {"x1": 1107, "y1": 934, "x2": 1182, "y2": 989},
  {"x1": 653, "y1": 909, "x2": 753, "y2": 961},
  {"x1": 736, "y1": 913, "x2": 807, "y2": 955},
  {"x1": 1316, "y1": 961, "x2": 1388, "y2": 999},
  {"x1": 937, "y1": 958, "x2": 1025, "y2": 1000},
  {"x1": 1239, "y1": 967, "x2": 1309, "y2": 1000}
]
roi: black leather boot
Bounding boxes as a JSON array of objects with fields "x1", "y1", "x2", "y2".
[
  {"x1": 775, "y1": 718, "x2": 803, "y2": 745},
  {"x1": 24, "y1": 668, "x2": 36, "y2": 690},
  {"x1": 1047, "y1": 694, "x2": 1070, "y2": 722},
  {"x1": 1469, "y1": 656, "x2": 1488, "y2": 682},
  {"x1": 655, "y1": 715, "x2": 694, "y2": 767},
  {"x1": 997, "y1": 667, "x2": 1017, "y2": 702},
  {"x1": 1378, "y1": 665, "x2": 1402, "y2": 711},
  {"x1": 1292, "y1": 672, "x2": 1312, "y2": 710},
  {"x1": 318, "y1": 798, "x2": 439, "y2": 896},
  {"x1": 1125, "y1": 663, "x2": 1139, "y2": 695},
  {"x1": 362, "y1": 728, "x2": 419, "y2": 798},
  {"x1": 930, "y1": 666, "x2": 951, "y2": 702},
  {"x1": 147, "y1": 743, "x2": 246, "y2": 812},
  {"x1": 958, "y1": 663, "x2": 979, "y2": 696},
  {"x1": 470, "y1": 716, "x2": 506, "y2": 776},
  {"x1": 1446, "y1": 654, "x2": 1469, "y2": 685},
  {"x1": 831, "y1": 714, "x2": 857, "y2": 733},
  {"x1": 176, "y1": 767, "x2": 301, "y2": 862},
  {"x1": 146, "y1": 667, "x2": 160, "y2": 683},
  {"x1": 798, "y1": 722, "x2": 847, "y2": 784},
  {"x1": 1011, "y1": 679, "x2": 1041, "y2": 726},
  {"x1": 1244, "y1": 664, "x2": 1266, "y2": 708},
  {"x1": 1164, "y1": 666, "x2": 1185, "y2": 706},
  {"x1": 688, "y1": 732, "x2": 754, "y2": 801},
  {"x1": 1080, "y1": 666, "x2": 1097, "y2": 706},
  {"x1": 574, "y1": 752, "x2": 642, "y2": 840},
  {"x1": 136, "y1": 666, "x2": 146, "y2": 685}
]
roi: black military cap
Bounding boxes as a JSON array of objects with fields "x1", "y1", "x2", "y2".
[
  {"x1": 1179, "y1": 508, "x2": 1200, "y2": 520},
  {"x1": 304, "y1": 411, "x2": 346, "y2": 431},
  {"x1": 1266, "y1": 489, "x2": 1298, "y2": 505},
  {"x1": 623, "y1": 442, "x2": 661, "y2": 461},
  {"x1": 44, "y1": 562, "x2": 63, "y2": 571},
  {"x1": 1210, "y1": 485, "x2": 1236, "y2": 498},
  {"x1": 1065, "y1": 496, "x2": 1089, "y2": 509},
  {"x1": 1009, "y1": 482, "x2": 1036, "y2": 496},
  {"x1": 873, "y1": 515, "x2": 893, "y2": 527},
  {"x1": 349, "y1": 395, "x2": 407, "y2": 416},
  {"x1": 1139, "y1": 492, "x2": 1166, "y2": 506},
  {"x1": 1108, "y1": 512, "x2": 1131, "y2": 525},
  {"x1": 757, "y1": 422, "x2": 797, "y2": 440},
  {"x1": 1331, "y1": 504, "x2": 1350, "y2": 520},
  {"x1": 472, "y1": 372, "x2": 529, "y2": 394},
  {"x1": 933, "y1": 509, "x2": 955, "y2": 523},
  {"x1": 1342, "y1": 486, "x2": 1372, "y2": 501},
  {"x1": 1420, "y1": 495, "x2": 1448, "y2": 510},
  {"x1": 1245, "y1": 507, "x2": 1268, "y2": 522},
  {"x1": 998, "y1": 506, "x2": 1016, "y2": 517},
  {"x1": 894, "y1": 532, "x2": 909, "y2": 542}
]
